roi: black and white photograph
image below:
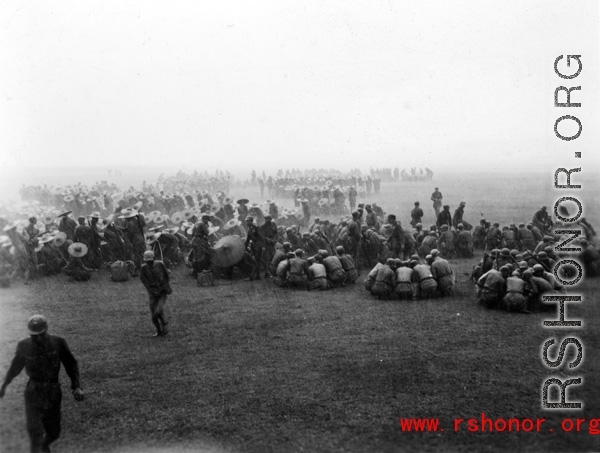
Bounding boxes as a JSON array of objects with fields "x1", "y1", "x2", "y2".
[{"x1": 1, "y1": 1, "x2": 599, "y2": 452}]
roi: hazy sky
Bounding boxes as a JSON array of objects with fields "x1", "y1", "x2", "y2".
[{"x1": 0, "y1": 1, "x2": 598, "y2": 179}]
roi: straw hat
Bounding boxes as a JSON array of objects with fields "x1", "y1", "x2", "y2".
[{"x1": 68, "y1": 242, "x2": 88, "y2": 257}]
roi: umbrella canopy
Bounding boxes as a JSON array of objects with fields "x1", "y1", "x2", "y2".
[{"x1": 212, "y1": 235, "x2": 245, "y2": 267}]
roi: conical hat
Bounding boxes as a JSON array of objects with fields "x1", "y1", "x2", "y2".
[
  {"x1": 68, "y1": 242, "x2": 88, "y2": 257},
  {"x1": 171, "y1": 212, "x2": 183, "y2": 224},
  {"x1": 53, "y1": 232, "x2": 67, "y2": 247}
]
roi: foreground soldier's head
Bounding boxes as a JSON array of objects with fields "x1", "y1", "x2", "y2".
[{"x1": 28, "y1": 315, "x2": 48, "y2": 343}]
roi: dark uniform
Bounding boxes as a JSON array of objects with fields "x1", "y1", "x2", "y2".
[{"x1": 0, "y1": 316, "x2": 83, "y2": 453}]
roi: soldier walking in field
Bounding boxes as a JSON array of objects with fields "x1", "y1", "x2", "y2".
[
  {"x1": 0, "y1": 315, "x2": 84, "y2": 453},
  {"x1": 430, "y1": 187, "x2": 443, "y2": 218}
]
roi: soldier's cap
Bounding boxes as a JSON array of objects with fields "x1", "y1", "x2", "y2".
[
  {"x1": 460, "y1": 201, "x2": 466, "y2": 206},
  {"x1": 285, "y1": 227, "x2": 293, "y2": 233},
  {"x1": 358, "y1": 203, "x2": 365, "y2": 208},
  {"x1": 302, "y1": 232, "x2": 309, "y2": 237},
  {"x1": 282, "y1": 241, "x2": 292, "y2": 249},
  {"x1": 361, "y1": 224, "x2": 368, "y2": 231},
  {"x1": 522, "y1": 251, "x2": 532, "y2": 257},
  {"x1": 515, "y1": 254, "x2": 523, "y2": 261},
  {"x1": 543, "y1": 235, "x2": 554, "y2": 242},
  {"x1": 318, "y1": 249, "x2": 329, "y2": 257},
  {"x1": 78, "y1": 216, "x2": 86, "y2": 222},
  {"x1": 501, "y1": 248, "x2": 510, "y2": 256},
  {"x1": 480, "y1": 218, "x2": 486, "y2": 223},
  {"x1": 414, "y1": 201, "x2": 420, "y2": 205},
  {"x1": 580, "y1": 238, "x2": 589, "y2": 246},
  {"x1": 336, "y1": 245, "x2": 345, "y2": 254},
  {"x1": 143, "y1": 250, "x2": 155, "y2": 261},
  {"x1": 537, "y1": 251, "x2": 548, "y2": 259},
  {"x1": 28, "y1": 315, "x2": 48, "y2": 335},
  {"x1": 493, "y1": 222, "x2": 500, "y2": 227},
  {"x1": 294, "y1": 249, "x2": 304, "y2": 256},
  {"x1": 245, "y1": 216, "x2": 254, "y2": 222},
  {"x1": 510, "y1": 249, "x2": 519, "y2": 256},
  {"x1": 518, "y1": 261, "x2": 528, "y2": 269},
  {"x1": 364, "y1": 204, "x2": 372, "y2": 209},
  {"x1": 541, "y1": 206, "x2": 547, "y2": 210},
  {"x1": 435, "y1": 187, "x2": 439, "y2": 190},
  {"x1": 409, "y1": 259, "x2": 419, "y2": 266},
  {"x1": 416, "y1": 223, "x2": 422, "y2": 227},
  {"x1": 511, "y1": 270, "x2": 521, "y2": 277},
  {"x1": 533, "y1": 264, "x2": 544, "y2": 273},
  {"x1": 410, "y1": 254, "x2": 420, "y2": 261},
  {"x1": 264, "y1": 215, "x2": 272, "y2": 221},
  {"x1": 386, "y1": 258, "x2": 396, "y2": 266},
  {"x1": 441, "y1": 224, "x2": 449, "y2": 230},
  {"x1": 430, "y1": 249, "x2": 440, "y2": 257},
  {"x1": 425, "y1": 254, "x2": 433, "y2": 261},
  {"x1": 351, "y1": 210, "x2": 359, "y2": 217},
  {"x1": 443, "y1": 205, "x2": 450, "y2": 209},
  {"x1": 527, "y1": 222, "x2": 533, "y2": 226},
  {"x1": 518, "y1": 223, "x2": 525, "y2": 228},
  {"x1": 388, "y1": 214, "x2": 396, "y2": 220},
  {"x1": 544, "y1": 246, "x2": 553, "y2": 253},
  {"x1": 286, "y1": 252, "x2": 295, "y2": 258},
  {"x1": 457, "y1": 223, "x2": 464, "y2": 229},
  {"x1": 499, "y1": 265, "x2": 511, "y2": 273},
  {"x1": 491, "y1": 249, "x2": 500, "y2": 256}
]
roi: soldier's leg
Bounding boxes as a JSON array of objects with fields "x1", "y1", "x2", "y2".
[
  {"x1": 25, "y1": 389, "x2": 45, "y2": 453},
  {"x1": 41, "y1": 386, "x2": 62, "y2": 451}
]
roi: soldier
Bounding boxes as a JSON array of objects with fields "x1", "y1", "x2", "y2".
[
  {"x1": 452, "y1": 202, "x2": 466, "y2": 229},
  {"x1": 436, "y1": 205, "x2": 452, "y2": 229},
  {"x1": 0, "y1": 315, "x2": 84, "y2": 453},
  {"x1": 438, "y1": 225, "x2": 457, "y2": 258},
  {"x1": 387, "y1": 214, "x2": 404, "y2": 258},
  {"x1": 410, "y1": 202, "x2": 424, "y2": 228},
  {"x1": 336, "y1": 246, "x2": 358, "y2": 284},
  {"x1": 245, "y1": 216, "x2": 268, "y2": 280},
  {"x1": 476, "y1": 266, "x2": 510, "y2": 309},
  {"x1": 413, "y1": 258, "x2": 438, "y2": 299},
  {"x1": 320, "y1": 249, "x2": 347, "y2": 287},
  {"x1": 517, "y1": 222, "x2": 535, "y2": 251},
  {"x1": 429, "y1": 250, "x2": 454, "y2": 296},
  {"x1": 430, "y1": 187, "x2": 443, "y2": 217},
  {"x1": 456, "y1": 224, "x2": 474, "y2": 258},
  {"x1": 348, "y1": 186, "x2": 358, "y2": 211},
  {"x1": 370, "y1": 258, "x2": 397, "y2": 300},
  {"x1": 140, "y1": 250, "x2": 172, "y2": 336},
  {"x1": 502, "y1": 271, "x2": 529, "y2": 313},
  {"x1": 261, "y1": 215, "x2": 278, "y2": 276},
  {"x1": 472, "y1": 219, "x2": 488, "y2": 250},
  {"x1": 394, "y1": 260, "x2": 415, "y2": 300},
  {"x1": 346, "y1": 211, "x2": 361, "y2": 260},
  {"x1": 285, "y1": 249, "x2": 310, "y2": 289}
]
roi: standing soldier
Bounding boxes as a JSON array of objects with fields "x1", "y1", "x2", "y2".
[
  {"x1": 410, "y1": 202, "x2": 424, "y2": 228},
  {"x1": 348, "y1": 186, "x2": 358, "y2": 211},
  {"x1": 387, "y1": 214, "x2": 404, "y2": 259},
  {"x1": 245, "y1": 217, "x2": 268, "y2": 280},
  {"x1": 430, "y1": 187, "x2": 443, "y2": 218},
  {"x1": 140, "y1": 250, "x2": 172, "y2": 336},
  {"x1": 261, "y1": 215, "x2": 278, "y2": 277},
  {"x1": 0, "y1": 315, "x2": 84, "y2": 453}
]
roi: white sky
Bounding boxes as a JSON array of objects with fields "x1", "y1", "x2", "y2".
[{"x1": 0, "y1": 0, "x2": 598, "y2": 178}]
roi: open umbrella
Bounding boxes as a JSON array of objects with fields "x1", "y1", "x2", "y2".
[{"x1": 211, "y1": 235, "x2": 245, "y2": 267}]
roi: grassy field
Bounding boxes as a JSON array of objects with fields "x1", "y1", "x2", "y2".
[{"x1": 1, "y1": 172, "x2": 599, "y2": 453}]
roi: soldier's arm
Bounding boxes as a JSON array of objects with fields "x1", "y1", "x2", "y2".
[
  {"x1": 0, "y1": 343, "x2": 26, "y2": 397},
  {"x1": 58, "y1": 337, "x2": 82, "y2": 392}
]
